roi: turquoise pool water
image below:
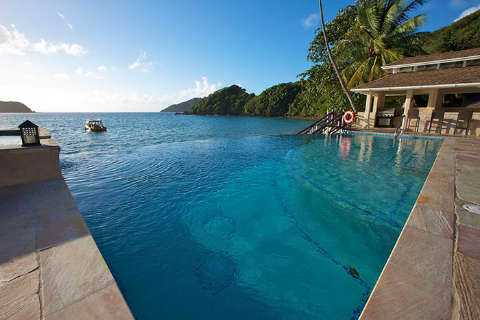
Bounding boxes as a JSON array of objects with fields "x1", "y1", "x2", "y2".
[{"x1": 0, "y1": 113, "x2": 441, "y2": 319}]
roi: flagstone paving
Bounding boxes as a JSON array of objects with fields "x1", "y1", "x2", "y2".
[
  {"x1": 0, "y1": 179, "x2": 133, "y2": 320},
  {"x1": 0, "y1": 131, "x2": 133, "y2": 320},
  {"x1": 360, "y1": 136, "x2": 480, "y2": 320}
]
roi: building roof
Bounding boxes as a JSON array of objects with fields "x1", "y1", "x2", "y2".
[
  {"x1": 352, "y1": 65, "x2": 480, "y2": 92},
  {"x1": 383, "y1": 48, "x2": 480, "y2": 69}
]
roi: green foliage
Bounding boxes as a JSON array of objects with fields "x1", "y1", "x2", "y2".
[
  {"x1": 307, "y1": 4, "x2": 359, "y2": 64},
  {"x1": 190, "y1": 2, "x2": 480, "y2": 119},
  {"x1": 161, "y1": 98, "x2": 201, "y2": 113},
  {"x1": 336, "y1": 0, "x2": 427, "y2": 88},
  {"x1": 244, "y1": 83, "x2": 303, "y2": 116},
  {"x1": 422, "y1": 10, "x2": 480, "y2": 53},
  {"x1": 190, "y1": 83, "x2": 303, "y2": 117},
  {"x1": 297, "y1": 0, "x2": 425, "y2": 116},
  {"x1": 189, "y1": 85, "x2": 254, "y2": 115},
  {"x1": 288, "y1": 64, "x2": 365, "y2": 116}
]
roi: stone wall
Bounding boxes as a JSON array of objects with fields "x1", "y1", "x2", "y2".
[{"x1": 0, "y1": 132, "x2": 61, "y2": 188}]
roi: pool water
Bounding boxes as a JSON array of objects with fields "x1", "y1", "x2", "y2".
[{"x1": 0, "y1": 113, "x2": 441, "y2": 319}]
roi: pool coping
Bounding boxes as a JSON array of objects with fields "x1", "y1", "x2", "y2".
[
  {"x1": 358, "y1": 133, "x2": 480, "y2": 319},
  {"x1": 0, "y1": 130, "x2": 134, "y2": 320}
]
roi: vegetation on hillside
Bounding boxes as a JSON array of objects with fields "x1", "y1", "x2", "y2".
[
  {"x1": 422, "y1": 9, "x2": 480, "y2": 53},
  {"x1": 189, "y1": 1, "x2": 480, "y2": 118},
  {"x1": 0, "y1": 101, "x2": 34, "y2": 113},
  {"x1": 337, "y1": 0, "x2": 427, "y2": 88},
  {"x1": 161, "y1": 98, "x2": 201, "y2": 113},
  {"x1": 190, "y1": 85, "x2": 254, "y2": 115},
  {"x1": 244, "y1": 83, "x2": 303, "y2": 117}
]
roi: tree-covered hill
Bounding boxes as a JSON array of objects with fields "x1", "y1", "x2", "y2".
[
  {"x1": 422, "y1": 9, "x2": 480, "y2": 53},
  {"x1": 244, "y1": 83, "x2": 303, "y2": 117},
  {"x1": 0, "y1": 101, "x2": 34, "y2": 113},
  {"x1": 161, "y1": 98, "x2": 201, "y2": 113},
  {"x1": 189, "y1": 85, "x2": 255, "y2": 115},
  {"x1": 189, "y1": 83, "x2": 303, "y2": 117}
]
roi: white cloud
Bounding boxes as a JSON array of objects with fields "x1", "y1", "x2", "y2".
[
  {"x1": 176, "y1": 77, "x2": 221, "y2": 101},
  {"x1": 129, "y1": 51, "x2": 153, "y2": 72},
  {"x1": 74, "y1": 77, "x2": 220, "y2": 111},
  {"x1": 0, "y1": 69, "x2": 221, "y2": 112},
  {"x1": 97, "y1": 65, "x2": 107, "y2": 72},
  {"x1": 86, "y1": 71, "x2": 104, "y2": 79},
  {"x1": 57, "y1": 11, "x2": 73, "y2": 30},
  {"x1": 32, "y1": 39, "x2": 87, "y2": 56},
  {"x1": 302, "y1": 13, "x2": 320, "y2": 29},
  {"x1": 0, "y1": 24, "x2": 30, "y2": 55},
  {"x1": 74, "y1": 67, "x2": 103, "y2": 79},
  {"x1": 62, "y1": 43, "x2": 85, "y2": 56},
  {"x1": 450, "y1": 0, "x2": 468, "y2": 9},
  {"x1": 53, "y1": 73, "x2": 70, "y2": 80},
  {"x1": 0, "y1": 24, "x2": 85, "y2": 56},
  {"x1": 75, "y1": 66, "x2": 84, "y2": 75},
  {"x1": 454, "y1": 5, "x2": 480, "y2": 21}
]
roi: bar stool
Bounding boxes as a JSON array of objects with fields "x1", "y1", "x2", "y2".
[
  {"x1": 428, "y1": 110, "x2": 444, "y2": 134},
  {"x1": 455, "y1": 110, "x2": 473, "y2": 135},
  {"x1": 406, "y1": 109, "x2": 420, "y2": 132}
]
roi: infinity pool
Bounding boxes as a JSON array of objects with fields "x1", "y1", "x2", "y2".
[{"x1": 0, "y1": 114, "x2": 441, "y2": 319}]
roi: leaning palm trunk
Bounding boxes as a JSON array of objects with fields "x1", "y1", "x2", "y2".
[{"x1": 318, "y1": 0, "x2": 357, "y2": 113}]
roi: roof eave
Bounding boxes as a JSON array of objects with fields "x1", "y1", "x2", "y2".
[
  {"x1": 382, "y1": 55, "x2": 480, "y2": 70},
  {"x1": 351, "y1": 82, "x2": 480, "y2": 93}
]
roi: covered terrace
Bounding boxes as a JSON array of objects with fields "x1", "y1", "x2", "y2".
[{"x1": 351, "y1": 48, "x2": 480, "y2": 136}]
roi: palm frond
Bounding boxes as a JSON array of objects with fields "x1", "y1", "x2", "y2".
[
  {"x1": 393, "y1": 14, "x2": 425, "y2": 35},
  {"x1": 397, "y1": 0, "x2": 427, "y2": 24}
]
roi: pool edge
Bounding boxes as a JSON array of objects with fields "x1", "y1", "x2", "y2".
[
  {"x1": 0, "y1": 129, "x2": 135, "y2": 320},
  {"x1": 359, "y1": 135, "x2": 480, "y2": 319}
]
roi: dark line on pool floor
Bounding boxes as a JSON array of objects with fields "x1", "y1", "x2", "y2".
[{"x1": 272, "y1": 175, "x2": 371, "y2": 320}]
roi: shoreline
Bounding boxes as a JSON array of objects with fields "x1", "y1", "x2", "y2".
[{"x1": 182, "y1": 112, "x2": 319, "y2": 120}]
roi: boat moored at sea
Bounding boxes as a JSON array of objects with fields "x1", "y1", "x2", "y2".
[{"x1": 85, "y1": 120, "x2": 107, "y2": 132}]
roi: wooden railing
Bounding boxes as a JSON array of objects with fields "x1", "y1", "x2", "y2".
[{"x1": 297, "y1": 111, "x2": 349, "y2": 135}]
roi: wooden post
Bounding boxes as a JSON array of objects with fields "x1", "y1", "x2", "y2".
[
  {"x1": 364, "y1": 94, "x2": 373, "y2": 128},
  {"x1": 427, "y1": 88, "x2": 440, "y2": 109},
  {"x1": 402, "y1": 90, "x2": 414, "y2": 130},
  {"x1": 371, "y1": 93, "x2": 385, "y2": 128}
]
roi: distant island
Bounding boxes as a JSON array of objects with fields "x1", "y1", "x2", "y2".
[
  {"x1": 161, "y1": 98, "x2": 201, "y2": 113},
  {"x1": 0, "y1": 101, "x2": 34, "y2": 113}
]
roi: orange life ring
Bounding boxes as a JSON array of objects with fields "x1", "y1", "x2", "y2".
[{"x1": 343, "y1": 111, "x2": 355, "y2": 125}]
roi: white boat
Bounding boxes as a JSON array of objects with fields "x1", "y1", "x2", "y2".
[{"x1": 85, "y1": 120, "x2": 107, "y2": 132}]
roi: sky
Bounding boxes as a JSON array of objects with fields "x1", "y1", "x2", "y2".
[{"x1": 0, "y1": 0, "x2": 479, "y2": 112}]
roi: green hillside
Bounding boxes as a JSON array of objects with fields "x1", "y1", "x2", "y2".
[
  {"x1": 161, "y1": 98, "x2": 201, "y2": 113},
  {"x1": 189, "y1": 85, "x2": 255, "y2": 115},
  {"x1": 244, "y1": 83, "x2": 302, "y2": 117},
  {"x1": 423, "y1": 10, "x2": 480, "y2": 53},
  {"x1": 0, "y1": 101, "x2": 34, "y2": 113}
]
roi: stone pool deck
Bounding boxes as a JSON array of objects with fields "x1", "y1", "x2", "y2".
[
  {"x1": 0, "y1": 131, "x2": 133, "y2": 320},
  {"x1": 358, "y1": 134, "x2": 480, "y2": 319}
]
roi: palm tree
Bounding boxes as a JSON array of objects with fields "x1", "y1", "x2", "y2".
[
  {"x1": 318, "y1": 0, "x2": 357, "y2": 113},
  {"x1": 338, "y1": 0, "x2": 426, "y2": 89}
]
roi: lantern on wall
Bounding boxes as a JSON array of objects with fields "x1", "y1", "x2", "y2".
[{"x1": 18, "y1": 120, "x2": 40, "y2": 146}]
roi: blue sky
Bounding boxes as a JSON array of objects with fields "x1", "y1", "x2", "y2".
[{"x1": 0, "y1": 0, "x2": 479, "y2": 112}]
